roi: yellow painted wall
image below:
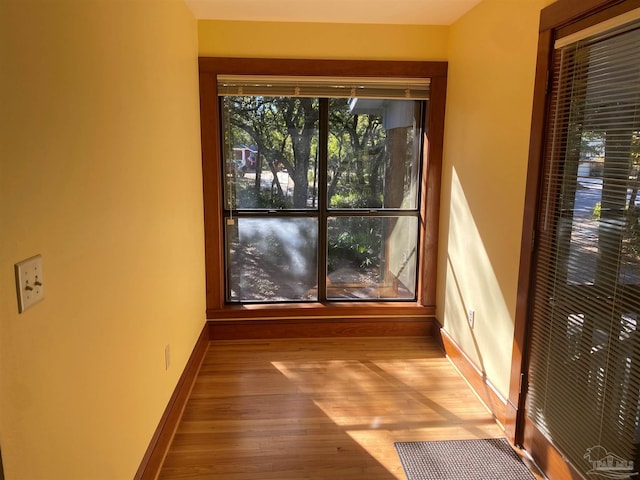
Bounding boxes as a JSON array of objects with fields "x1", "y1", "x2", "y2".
[
  {"x1": 199, "y1": 20, "x2": 449, "y2": 60},
  {"x1": 0, "y1": 0, "x2": 560, "y2": 475},
  {"x1": 439, "y1": 0, "x2": 555, "y2": 397},
  {"x1": 0, "y1": 1, "x2": 204, "y2": 478}
]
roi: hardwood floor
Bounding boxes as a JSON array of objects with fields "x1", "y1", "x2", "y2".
[{"x1": 158, "y1": 337, "x2": 522, "y2": 479}]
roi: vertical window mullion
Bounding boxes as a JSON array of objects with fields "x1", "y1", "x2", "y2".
[{"x1": 318, "y1": 99, "x2": 329, "y2": 301}]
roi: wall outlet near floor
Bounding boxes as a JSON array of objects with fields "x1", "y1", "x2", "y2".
[
  {"x1": 165, "y1": 344, "x2": 171, "y2": 370},
  {"x1": 467, "y1": 309, "x2": 475, "y2": 329},
  {"x1": 15, "y1": 254, "x2": 45, "y2": 313}
]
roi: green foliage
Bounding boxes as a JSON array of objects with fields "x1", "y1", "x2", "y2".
[
  {"x1": 235, "y1": 180, "x2": 292, "y2": 209},
  {"x1": 328, "y1": 219, "x2": 382, "y2": 270},
  {"x1": 330, "y1": 192, "x2": 376, "y2": 209},
  {"x1": 224, "y1": 96, "x2": 318, "y2": 208},
  {"x1": 592, "y1": 202, "x2": 640, "y2": 257},
  {"x1": 625, "y1": 206, "x2": 640, "y2": 257}
]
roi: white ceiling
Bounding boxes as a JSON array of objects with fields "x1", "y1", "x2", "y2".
[{"x1": 185, "y1": 0, "x2": 484, "y2": 26}]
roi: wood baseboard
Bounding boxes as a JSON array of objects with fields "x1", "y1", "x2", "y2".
[
  {"x1": 134, "y1": 324, "x2": 209, "y2": 480},
  {"x1": 439, "y1": 328, "x2": 508, "y2": 427},
  {"x1": 208, "y1": 317, "x2": 437, "y2": 340}
]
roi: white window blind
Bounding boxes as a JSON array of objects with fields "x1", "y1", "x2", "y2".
[
  {"x1": 527, "y1": 16, "x2": 640, "y2": 477},
  {"x1": 217, "y1": 75, "x2": 430, "y2": 100}
]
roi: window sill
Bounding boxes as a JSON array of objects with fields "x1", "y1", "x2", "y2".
[{"x1": 206, "y1": 301, "x2": 435, "y2": 320}]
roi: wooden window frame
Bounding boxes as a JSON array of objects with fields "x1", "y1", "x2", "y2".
[
  {"x1": 508, "y1": 1, "x2": 640, "y2": 478},
  {"x1": 198, "y1": 57, "x2": 447, "y2": 320}
]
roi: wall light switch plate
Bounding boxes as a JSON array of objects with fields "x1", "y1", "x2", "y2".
[{"x1": 15, "y1": 254, "x2": 45, "y2": 313}]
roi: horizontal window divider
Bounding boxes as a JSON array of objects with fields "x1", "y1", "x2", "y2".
[
  {"x1": 225, "y1": 210, "x2": 319, "y2": 216},
  {"x1": 225, "y1": 210, "x2": 419, "y2": 216},
  {"x1": 327, "y1": 210, "x2": 419, "y2": 215}
]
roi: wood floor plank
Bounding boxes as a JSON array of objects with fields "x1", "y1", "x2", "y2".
[{"x1": 158, "y1": 337, "x2": 525, "y2": 479}]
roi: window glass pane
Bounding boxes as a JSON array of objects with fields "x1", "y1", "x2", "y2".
[
  {"x1": 327, "y1": 99, "x2": 421, "y2": 210},
  {"x1": 327, "y1": 216, "x2": 417, "y2": 300},
  {"x1": 226, "y1": 218, "x2": 318, "y2": 302},
  {"x1": 222, "y1": 96, "x2": 319, "y2": 210},
  {"x1": 216, "y1": 83, "x2": 427, "y2": 303},
  {"x1": 566, "y1": 130, "x2": 640, "y2": 286}
]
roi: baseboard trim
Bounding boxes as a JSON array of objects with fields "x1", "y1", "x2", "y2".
[
  {"x1": 134, "y1": 324, "x2": 209, "y2": 480},
  {"x1": 439, "y1": 328, "x2": 508, "y2": 427},
  {"x1": 208, "y1": 316, "x2": 436, "y2": 340}
]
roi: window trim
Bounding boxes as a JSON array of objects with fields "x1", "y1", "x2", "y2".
[{"x1": 198, "y1": 57, "x2": 447, "y2": 319}]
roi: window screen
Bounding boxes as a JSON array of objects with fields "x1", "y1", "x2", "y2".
[{"x1": 218, "y1": 76, "x2": 426, "y2": 303}]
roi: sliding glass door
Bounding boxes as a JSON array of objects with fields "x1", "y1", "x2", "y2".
[{"x1": 525, "y1": 12, "x2": 640, "y2": 478}]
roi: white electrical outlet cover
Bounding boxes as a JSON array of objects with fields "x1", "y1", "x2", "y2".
[{"x1": 15, "y1": 254, "x2": 45, "y2": 313}]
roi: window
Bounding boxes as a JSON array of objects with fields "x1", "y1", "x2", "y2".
[
  {"x1": 221, "y1": 80, "x2": 425, "y2": 302},
  {"x1": 199, "y1": 59, "x2": 446, "y2": 314}
]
